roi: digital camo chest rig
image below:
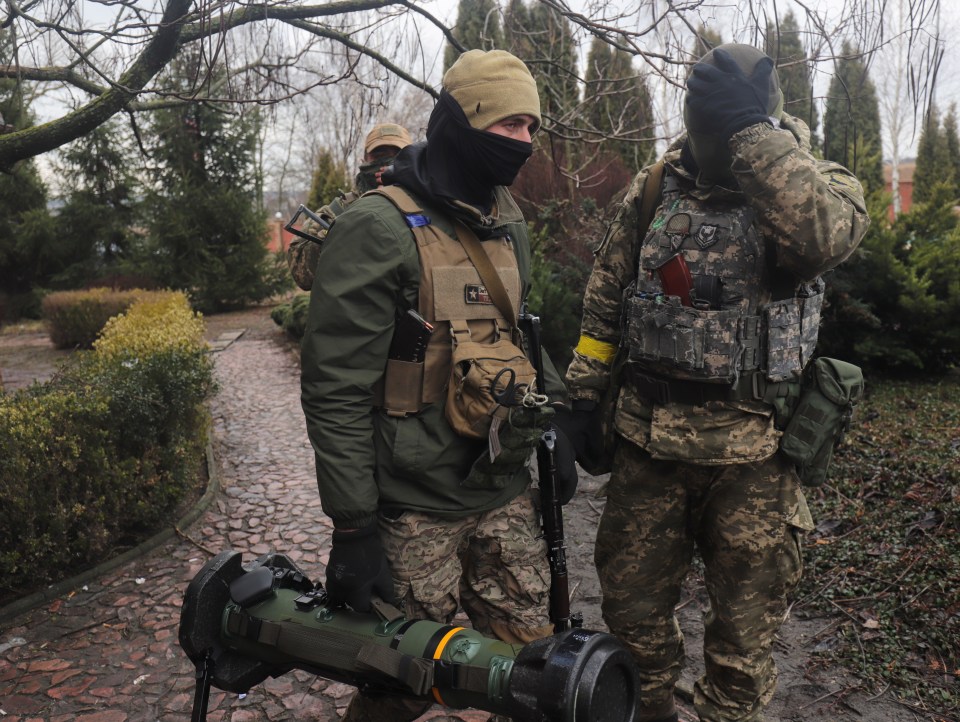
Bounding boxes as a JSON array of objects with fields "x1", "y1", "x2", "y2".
[
  {"x1": 625, "y1": 170, "x2": 824, "y2": 389},
  {"x1": 369, "y1": 185, "x2": 526, "y2": 419}
]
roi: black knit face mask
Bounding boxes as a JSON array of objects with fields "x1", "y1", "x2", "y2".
[{"x1": 424, "y1": 91, "x2": 533, "y2": 206}]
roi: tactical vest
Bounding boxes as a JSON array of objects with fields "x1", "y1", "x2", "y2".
[
  {"x1": 625, "y1": 172, "x2": 823, "y2": 385},
  {"x1": 369, "y1": 185, "x2": 523, "y2": 415}
]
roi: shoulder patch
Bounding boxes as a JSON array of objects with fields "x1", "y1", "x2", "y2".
[{"x1": 826, "y1": 171, "x2": 862, "y2": 195}]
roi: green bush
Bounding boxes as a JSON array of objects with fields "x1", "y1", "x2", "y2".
[
  {"x1": 819, "y1": 183, "x2": 960, "y2": 373},
  {"x1": 0, "y1": 291, "x2": 215, "y2": 602},
  {"x1": 271, "y1": 293, "x2": 311, "y2": 340},
  {"x1": 40, "y1": 287, "x2": 168, "y2": 349}
]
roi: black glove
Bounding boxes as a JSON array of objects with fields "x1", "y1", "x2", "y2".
[
  {"x1": 552, "y1": 400, "x2": 606, "y2": 475},
  {"x1": 548, "y1": 423, "x2": 579, "y2": 505},
  {"x1": 326, "y1": 523, "x2": 395, "y2": 612},
  {"x1": 685, "y1": 48, "x2": 774, "y2": 141}
]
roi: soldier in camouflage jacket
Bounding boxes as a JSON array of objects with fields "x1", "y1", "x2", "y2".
[
  {"x1": 560, "y1": 45, "x2": 869, "y2": 722},
  {"x1": 286, "y1": 123, "x2": 412, "y2": 290}
]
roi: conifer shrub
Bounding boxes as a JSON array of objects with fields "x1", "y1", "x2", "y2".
[
  {"x1": 0, "y1": 291, "x2": 215, "y2": 602},
  {"x1": 270, "y1": 293, "x2": 310, "y2": 340},
  {"x1": 40, "y1": 287, "x2": 169, "y2": 349}
]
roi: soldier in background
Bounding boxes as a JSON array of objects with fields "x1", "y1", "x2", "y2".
[
  {"x1": 286, "y1": 122, "x2": 412, "y2": 290},
  {"x1": 558, "y1": 44, "x2": 869, "y2": 722}
]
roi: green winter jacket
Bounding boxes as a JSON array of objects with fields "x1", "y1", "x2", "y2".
[{"x1": 300, "y1": 183, "x2": 565, "y2": 529}]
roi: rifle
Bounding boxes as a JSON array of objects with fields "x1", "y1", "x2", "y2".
[
  {"x1": 518, "y1": 309, "x2": 583, "y2": 634},
  {"x1": 284, "y1": 204, "x2": 330, "y2": 245}
]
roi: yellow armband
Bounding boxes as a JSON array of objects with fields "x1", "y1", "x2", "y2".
[{"x1": 574, "y1": 335, "x2": 619, "y2": 365}]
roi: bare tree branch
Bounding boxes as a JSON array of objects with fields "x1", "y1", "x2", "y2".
[
  {"x1": 0, "y1": 0, "x2": 947, "y2": 176},
  {"x1": 0, "y1": 0, "x2": 191, "y2": 170}
]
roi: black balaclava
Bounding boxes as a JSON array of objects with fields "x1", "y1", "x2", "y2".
[{"x1": 422, "y1": 90, "x2": 533, "y2": 210}]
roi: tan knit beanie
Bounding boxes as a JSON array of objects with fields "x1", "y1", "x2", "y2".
[{"x1": 442, "y1": 49, "x2": 542, "y2": 133}]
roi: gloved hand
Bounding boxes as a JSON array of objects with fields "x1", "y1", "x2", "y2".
[
  {"x1": 326, "y1": 522, "x2": 395, "y2": 612},
  {"x1": 552, "y1": 400, "x2": 606, "y2": 476},
  {"x1": 548, "y1": 423, "x2": 580, "y2": 505},
  {"x1": 685, "y1": 48, "x2": 775, "y2": 141}
]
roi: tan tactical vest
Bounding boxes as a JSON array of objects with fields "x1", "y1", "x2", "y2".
[
  {"x1": 369, "y1": 186, "x2": 523, "y2": 414},
  {"x1": 626, "y1": 173, "x2": 823, "y2": 384}
]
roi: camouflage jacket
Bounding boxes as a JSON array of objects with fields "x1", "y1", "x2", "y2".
[
  {"x1": 566, "y1": 115, "x2": 870, "y2": 465},
  {"x1": 286, "y1": 192, "x2": 358, "y2": 291}
]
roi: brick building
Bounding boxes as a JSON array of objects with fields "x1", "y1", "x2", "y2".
[{"x1": 883, "y1": 160, "x2": 915, "y2": 221}]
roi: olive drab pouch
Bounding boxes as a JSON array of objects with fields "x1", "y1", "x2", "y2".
[
  {"x1": 446, "y1": 319, "x2": 537, "y2": 440},
  {"x1": 779, "y1": 357, "x2": 864, "y2": 486}
]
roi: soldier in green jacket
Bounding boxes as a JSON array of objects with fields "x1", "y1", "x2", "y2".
[
  {"x1": 558, "y1": 45, "x2": 870, "y2": 722},
  {"x1": 300, "y1": 49, "x2": 572, "y2": 722}
]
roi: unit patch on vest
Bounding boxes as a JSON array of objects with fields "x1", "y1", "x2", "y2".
[
  {"x1": 694, "y1": 223, "x2": 719, "y2": 249},
  {"x1": 465, "y1": 284, "x2": 493, "y2": 305},
  {"x1": 664, "y1": 213, "x2": 691, "y2": 251}
]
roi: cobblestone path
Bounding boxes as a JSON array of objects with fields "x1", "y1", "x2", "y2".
[{"x1": 0, "y1": 332, "x2": 487, "y2": 722}]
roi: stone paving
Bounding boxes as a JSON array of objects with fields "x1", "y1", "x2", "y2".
[{"x1": 0, "y1": 331, "x2": 489, "y2": 722}]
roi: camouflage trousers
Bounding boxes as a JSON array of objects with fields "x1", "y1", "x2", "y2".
[
  {"x1": 595, "y1": 440, "x2": 813, "y2": 722},
  {"x1": 340, "y1": 488, "x2": 552, "y2": 722}
]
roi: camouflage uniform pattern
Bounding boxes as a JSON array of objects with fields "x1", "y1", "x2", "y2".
[
  {"x1": 595, "y1": 442, "x2": 813, "y2": 722},
  {"x1": 566, "y1": 114, "x2": 868, "y2": 721},
  {"x1": 286, "y1": 193, "x2": 357, "y2": 291},
  {"x1": 286, "y1": 159, "x2": 384, "y2": 291},
  {"x1": 286, "y1": 228, "x2": 323, "y2": 291},
  {"x1": 379, "y1": 487, "x2": 552, "y2": 641},
  {"x1": 340, "y1": 488, "x2": 551, "y2": 722}
]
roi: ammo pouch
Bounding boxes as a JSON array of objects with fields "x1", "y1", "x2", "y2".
[
  {"x1": 626, "y1": 294, "x2": 761, "y2": 382},
  {"x1": 779, "y1": 357, "x2": 864, "y2": 487},
  {"x1": 381, "y1": 358, "x2": 426, "y2": 417},
  {"x1": 445, "y1": 320, "x2": 537, "y2": 440}
]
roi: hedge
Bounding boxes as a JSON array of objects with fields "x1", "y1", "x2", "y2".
[
  {"x1": 0, "y1": 292, "x2": 216, "y2": 603},
  {"x1": 41, "y1": 287, "x2": 170, "y2": 350}
]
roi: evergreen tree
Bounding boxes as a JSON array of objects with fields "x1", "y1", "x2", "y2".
[
  {"x1": 691, "y1": 25, "x2": 723, "y2": 60},
  {"x1": 765, "y1": 12, "x2": 819, "y2": 146},
  {"x1": 912, "y1": 105, "x2": 947, "y2": 206},
  {"x1": 0, "y1": 29, "x2": 56, "y2": 320},
  {"x1": 305, "y1": 150, "x2": 350, "y2": 210},
  {"x1": 584, "y1": 39, "x2": 656, "y2": 169},
  {"x1": 502, "y1": 0, "x2": 533, "y2": 60},
  {"x1": 942, "y1": 104, "x2": 960, "y2": 200},
  {"x1": 820, "y1": 181, "x2": 960, "y2": 373},
  {"x1": 822, "y1": 43, "x2": 884, "y2": 194},
  {"x1": 52, "y1": 119, "x2": 144, "y2": 287},
  {"x1": 142, "y1": 58, "x2": 287, "y2": 313},
  {"x1": 523, "y1": 3, "x2": 578, "y2": 122},
  {"x1": 444, "y1": 0, "x2": 503, "y2": 70}
]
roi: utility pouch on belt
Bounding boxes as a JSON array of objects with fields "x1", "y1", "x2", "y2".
[
  {"x1": 446, "y1": 320, "x2": 537, "y2": 440},
  {"x1": 779, "y1": 357, "x2": 864, "y2": 487}
]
